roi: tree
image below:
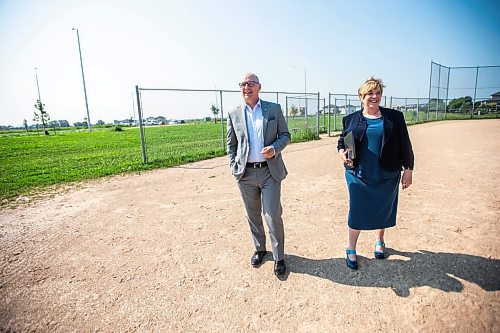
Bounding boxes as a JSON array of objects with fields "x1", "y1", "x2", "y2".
[
  {"x1": 210, "y1": 104, "x2": 220, "y2": 123},
  {"x1": 448, "y1": 96, "x2": 472, "y2": 113},
  {"x1": 426, "y1": 99, "x2": 447, "y2": 112},
  {"x1": 23, "y1": 119, "x2": 28, "y2": 132},
  {"x1": 33, "y1": 99, "x2": 50, "y2": 135},
  {"x1": 290, "y1": 105, "x2": 299, "y2": 119}
]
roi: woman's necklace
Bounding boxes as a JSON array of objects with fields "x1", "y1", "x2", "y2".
[{"x1": 363, "y1": 108, "x2": 381, "y2": 119}]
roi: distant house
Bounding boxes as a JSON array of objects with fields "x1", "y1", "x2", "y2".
[
  {"x1": 323, "y1": 104, "x2": 341, "y2": 114},
  {"x1": 338, "y1": 104, "x2": 358, "y2": 115},
  {"x1": 114, "y1": 119, "x2": 134, "y2": 126},
  {"x1": 144, "y1": 117, "x2": 156, "y2": 125},
  {"x1": 490, "y1": 92, "x2": 500, "y2": 103},
  {"x1": 48, "y1": 120, "x2": 70, "y2": 127}
]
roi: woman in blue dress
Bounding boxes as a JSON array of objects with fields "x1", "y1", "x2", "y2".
[{"x1": 337, "y1": 77, "x2": 414, "y2": 269}]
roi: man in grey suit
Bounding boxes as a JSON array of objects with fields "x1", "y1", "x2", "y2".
[{"x1": 227, "y1": 72, "x2": 291, "y2": 277}]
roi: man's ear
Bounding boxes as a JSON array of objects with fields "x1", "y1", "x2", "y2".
[{"x1": 258, "y1": 84, "x2": 261, "y2": 92}]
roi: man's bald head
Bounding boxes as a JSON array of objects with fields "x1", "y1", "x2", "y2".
[
  {"x1": 240, "y1": 72, "x2": 259, "y2": 83},
  {"x1": 239, "y1": 72, "x2": 261, "y2": 108}
]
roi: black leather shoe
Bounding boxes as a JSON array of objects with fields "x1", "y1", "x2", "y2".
[
  {"x1": 274, "y1": 259, "x2": 286, "y2": 276},
  {"x1": 251, "y1": 251, "x2": 267, "y2": 267}
]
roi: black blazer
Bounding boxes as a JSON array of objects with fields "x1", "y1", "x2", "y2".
[{"x1": 337, "y1": 107, "x2": 414, "y2": 171}]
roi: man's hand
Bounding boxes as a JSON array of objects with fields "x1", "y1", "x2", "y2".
[{"x1": 261, "y1": 146, "x2": 275, "y2": 159}]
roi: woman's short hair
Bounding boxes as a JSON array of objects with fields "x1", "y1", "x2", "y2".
[{"x1": 358, "y1": 77, "x2": 385, "y2": 99}]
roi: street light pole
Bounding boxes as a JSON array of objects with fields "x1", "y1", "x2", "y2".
[
  {"x1": 34, "y1": 67, "x2": 42, "y2": 103},
  {"x1": 304, "y1": 67, "x2": 307, "y2": 97},
  {"x1": 72, "y1": 27, "x2": 91, "y2": 132},
  {"x1": 304, "y1": 67, "x2": 308, "y2": 124}
]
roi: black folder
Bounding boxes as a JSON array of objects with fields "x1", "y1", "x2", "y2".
[{"x1": 344, "y1": 131, "x2": 356, "y2": 160}]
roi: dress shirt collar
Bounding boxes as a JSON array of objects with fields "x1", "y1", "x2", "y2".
[{"x1": 245, "y1": 99, "x2": 262, "y2": 113}]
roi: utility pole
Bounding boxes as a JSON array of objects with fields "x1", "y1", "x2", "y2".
[
  {"x1": 35, "y1": 67, "x2": 42, "y2": 102},
  {"x1": 73, "y1": 27, "x2": 92, "y2": 132}
]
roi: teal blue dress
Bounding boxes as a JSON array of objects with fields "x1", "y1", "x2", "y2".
[{"x1": 345, "y1": 117, "x2": 401, "y2": 230}]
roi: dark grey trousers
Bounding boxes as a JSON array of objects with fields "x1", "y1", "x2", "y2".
[{"x1": 237, "y1": 166, "x2": 285, "y2": 261}]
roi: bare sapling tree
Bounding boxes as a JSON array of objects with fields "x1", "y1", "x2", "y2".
[
  {"x1": 210, "y1": 104, "x2": 220, "y2": 123},
  {"x1": 33, "y1": 99, "x2": 50, "y2": 135}
]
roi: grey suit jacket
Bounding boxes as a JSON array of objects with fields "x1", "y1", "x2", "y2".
[{"x1": 227, "y1": 100, "x2": 291, "y2": 181}]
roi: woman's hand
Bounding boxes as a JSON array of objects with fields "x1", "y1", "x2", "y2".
[
  {"x1": 402, "y1": 170, "x2": 413, "y2": 190},
  {"x1": 338, "y1": 149, "x2": 353, "y2": 168}
]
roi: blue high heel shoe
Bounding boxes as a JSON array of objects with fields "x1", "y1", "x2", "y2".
[
  {"x1": 346, "y1": 249, "x2": 358, "y2": 269},
  {"x1": 374, "y1": 241, "x2": 385, "y2": 259}
]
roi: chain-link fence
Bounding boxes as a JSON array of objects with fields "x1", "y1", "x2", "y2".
[
  {"x1": 134, "y1": 61, "x2": 500, "y2": 162},
  {"x1": 135, "y1": 87, "x2": 321, "y2": 164},
  {"x1": 388, "y1": 97, "x2": 430, "y2": 123},
  {"x1": 429, "y1": 61, "x2": 500, "y2": 118},
  {"x1": 326, "y1": 94, "x2": 381, "y2": 135},
  {"x1": 285, "y1": 94, "x2": 322, "y2": 139},
  {"x1": 326, "y1": 94, "x2": 436, "y2": 135}
]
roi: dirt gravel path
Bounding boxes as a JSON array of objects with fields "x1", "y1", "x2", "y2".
[{"x1": 1, "y1": 119, "x2": 499, "y2": 332}]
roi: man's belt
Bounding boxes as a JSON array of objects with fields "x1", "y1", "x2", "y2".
[{"x1": 246, "y1": 161, "x2": 268, "y2": 168}]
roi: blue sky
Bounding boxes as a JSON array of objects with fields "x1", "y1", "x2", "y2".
[{"x1": 0, "y1": 0, "x2": 499, "y2": 126}]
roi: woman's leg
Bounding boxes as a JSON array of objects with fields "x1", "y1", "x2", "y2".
[
  {"x1": 375, "y1": 228, "x2": 385, "y2": 252},
  {"x1": 348, "y1": 227, "x2": 361, "y2": 261}
]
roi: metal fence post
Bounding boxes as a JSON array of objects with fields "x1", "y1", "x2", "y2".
[
  {"x1": 334, "y1": 97, "x2": 338, "y2": 132},
  {"x1": 417, "y1": 98, "x2": 420, "y2": 123},
  {"x1": 322, "y1": 97, "x2": 326, "y2": 132},
  {"x1": 135, "y1": 85, "x2": 147, "y2": 164},
  {"x1": 445, "y1": 67, "x2": 450, "y2": 119},
  {"x1": 305, "y1": 96, "x2": 309, "y2": 127},
  {"x1": 328, "y1": 93, "x2": 331, "y2": 136},
  {"x1": 344, "y1": 94, "x2": 348, "y2": 116},
  {"x1": 404, "y1": 98, "x2": 407, "y2": 121},
  {"x1": 472, "y1": 66, "x2": 479, "y2": 118},
  {"x1": 316, "y1": 92, "x2": 320, "y2": 138},
  {"x1": 285, "y1": 96, "x2": 289, "y2": 124},
  {"x1": 427, "y1": 61, "x2": 434, "y2": 121},
  {"x1": 219, "y1": 90, "x2": 225, "y2": 151},
  {"x1": 436, "y1": 64, "x2": 442, "y2": 120}
]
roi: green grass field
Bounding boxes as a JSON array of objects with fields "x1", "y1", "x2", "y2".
[
  {"x1": 1, "y1": 126, "x2": 145, "y2": 203},
  {"x1": 2, "y1": 113, "x2": 497, "y2": 204},
  {"x1": 0, "y1": 122, "x2": 320, "y2": 204}
]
